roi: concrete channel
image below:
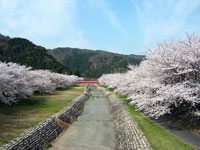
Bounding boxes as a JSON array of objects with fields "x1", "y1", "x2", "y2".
[{"x1": 49, "y1": 85, "x2": 115, "y2": 150}]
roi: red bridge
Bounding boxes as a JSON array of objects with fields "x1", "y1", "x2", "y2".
[{"x1": 77, "y1": 81, "x2": 99, "y2": 84}]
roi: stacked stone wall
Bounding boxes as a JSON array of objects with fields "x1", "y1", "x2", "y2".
[
  {"x1": 0, "y1": 86, "x2": 89, "y2": 150},
  {"x1": 99, "y1": 86, "x2": 151, "y2": 150}
]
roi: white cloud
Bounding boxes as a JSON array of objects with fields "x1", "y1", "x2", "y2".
[
  {"x1": 55, "y1": 29, "x2": 96, "y2": 50},
  {"x1": 0, "y1": 0, "x2": 94, "y2": 49},
  {"x1": 1, "y1": 0, "x2": 200, "y2": 54},
  {"x1": 87, "y1": 0, "x2": 129, "y2": 38},
  {"x1": 131, "y1": 0, "x2": 200, "y2": 49}
]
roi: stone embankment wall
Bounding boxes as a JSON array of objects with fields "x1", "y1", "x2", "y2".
[
  {"x1": 0, "y1": 86, "x2": 89, "y2": 150},
  {"x1": 98, "y1": 86, "x2": 151, "y2": 150}
]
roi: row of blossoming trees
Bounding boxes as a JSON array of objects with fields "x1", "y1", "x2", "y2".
[
  {"x1": 0, "y1": 61, "x2": 80, "y2": 105},
  {"x1": 99, "y1": 33, "x2": 200, "y2": 121}
]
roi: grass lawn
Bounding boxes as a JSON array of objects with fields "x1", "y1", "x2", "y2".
[
  {"x1": 117, "y1": 94, "x2": 194, "y2": 150},
  {"x1": 0, "y1": 85, "x2": 84, "y2": 146}
]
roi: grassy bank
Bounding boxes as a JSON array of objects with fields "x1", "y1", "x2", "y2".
[
  {"x1": 0, "y1": 85, "x2": 84, "y2": 146},
  {"x1": 117, "y1": 94, "x2": 194, "y2": 150}
]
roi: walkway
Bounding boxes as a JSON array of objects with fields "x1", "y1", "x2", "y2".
[
  {"x1": 152, "y1": 118, "x2": 200, "y2": 149},
  {"x1": 49, "y1": 85, "x2": 115, "y2": 150}
]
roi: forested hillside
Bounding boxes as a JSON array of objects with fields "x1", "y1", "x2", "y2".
[
  {"x1": 0, "y1": 34, "x2": 144, "y2": 78},
  {"x1": 50, "y1": 47, "x2": 144, "y2": 78},
  {"x1": 0, "y1": 34, "x2": 69, "y2": 73}
]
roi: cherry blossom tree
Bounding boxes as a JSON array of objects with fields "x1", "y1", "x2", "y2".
[
  {"x1": 0, "y1": 62, "x2": 80, "y2": 105},
  {"x1": 99, "y1": 33, "x2": 200, "y2": 119},
  {"x1": 0, "y1": 62, "x2": 32, "y2": 105},
  {"x1": 27, "y1": 70, "x2": 56, "y2": 94}
]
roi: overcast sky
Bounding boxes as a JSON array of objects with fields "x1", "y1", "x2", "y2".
[{"x1": 0, "y1": 0, "x2": 200, "y2": 54}]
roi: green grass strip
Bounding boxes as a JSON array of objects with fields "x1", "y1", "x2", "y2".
[
  {"x1": 0, "y1": 85, "x2": 84, "y2": 146},
  {"x1": 116, "y1": 93, "x2": 194, "y2": 150}
]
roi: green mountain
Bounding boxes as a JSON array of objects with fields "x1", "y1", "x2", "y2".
[
  {"x1": 0, "y1": 34, "x2": 69, "y2": 73},
  {"x1": 0, "y1": 34, "x2": 144, "y2": 78},
  {"x1": 50, "y1": 47, "x2": 144, "y2": 78}
]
